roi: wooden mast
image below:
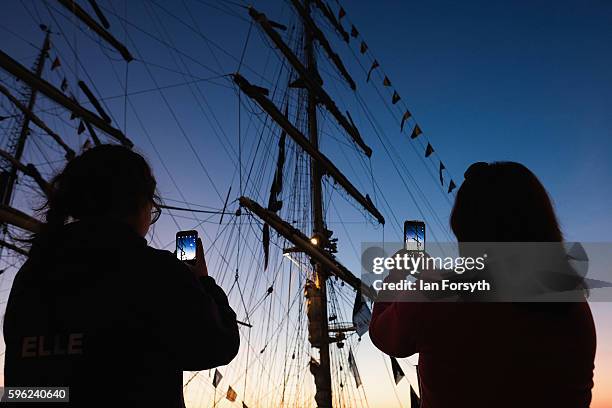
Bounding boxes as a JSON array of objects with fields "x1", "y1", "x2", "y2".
[
  {"x1": 1, "y1": 31, "x2": 50, "y2": 208},
  {"x1": 304, "y1": 0, "x2": 332, "y2": 404}
]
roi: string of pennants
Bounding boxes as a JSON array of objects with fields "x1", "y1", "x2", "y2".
[
  {"x1": 328, "y1": 2, "x2": 457, "y2": 194},
  {"x1": 211, "y1": 368, "x2": 249, "y2": 407},
  {"x1": 40, "y1": 25, "x2": 107, "y2": 148},
  {"x1": 390, "y1": 356, "x2": 421, "y2": 408}
]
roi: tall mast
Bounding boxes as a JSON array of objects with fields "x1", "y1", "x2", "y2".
[
  {"x1": 304, "y1": 0, "x2": 332, "y2": 406},
  {"x1": 1, "y1": 31, "x2": 50, "y2": 208}
]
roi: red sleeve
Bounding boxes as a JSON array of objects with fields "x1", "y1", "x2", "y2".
[{"x1": 369, "y1": 300, "x2": 422, "y2": 358}]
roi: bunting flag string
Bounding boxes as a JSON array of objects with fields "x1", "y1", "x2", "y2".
[
  {"x1": 77, "y1": 120, "x2": 86, "y2": 135},
  {"x1": 400, "y1": 110, "x2": 412, "y2": 132},
  {"x1": 425, "y1": 142, "x2": 434, "y2": 157},
  {"x1": 390, "y1": 357, "x2": 405, "y2": 384},
  {"x1": 366, "y1": 59, "x2": 379, "y2": 82},
  {"x1": 359, "y1": 41, "x2": 368, "y2": 54},
  {"x1": 329, "y1": 0, "x2": 459, "y2": 194},
  {"x1": 410, "y1": 125, "x2": 422, "y2": 139},
  {"x1": 410, "y1": 384, "x2": 420, "y2": 408},
  {"x1": 391, "y1": 91, "x2": 401, "y2": 105},
  {"x1": 51, "y1": 56, "x2": 61, "y2": 71},
  {"x1": 226, "y1": 386, "x2": 237, "y2": 402},
  {"x1": 212, "y1": 369, "x2": 223, "y2": 388}
]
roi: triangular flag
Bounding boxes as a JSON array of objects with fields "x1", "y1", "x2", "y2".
[
  {"x1": 448, "y1": 180, "x2": 456, "y2": 194},
  {"x1": 439, "y1": 162, "x2": 446, "y2": 185},
  {"x1": 400, "y1": 110, "x2": 412, "y2": 131},
  {"x1": 77, "y1": 120, "x2": 86, "y2": 135},
  {"x1": 351, "y1": 25, "x2": 359, "y2": 38},
  {"x1": 212, "y1": 369, "x2": 223, "y2": 388},
  {"x1": 352, "y1": 291, "x2": 371, "y2": 337},
  {"x1": 348, "y1": 349, "x2": 362, "y2": 388},
  {"x1": 51, "y1": 57, "x2": 61, "y2": 70},
  {"x1": 338, "y1": 7, "x2": 346, "y2": 20},
  {"x1": 360, "y1": 41, "x2": 368, "y2": 54},
  {"x1": 226, "y1": 386, "x2": 237, "y2": 402},
  {"x1": 60, "y1": 77, "x2": 68, "y2": 92},
  {"x1": 392, "y1": 91, "x2": 401, "y2": 104},
  {"x1": 410, "y1": 125, "x2": 422, "y2": 139},
  {"x1": 366, "y1": 59, "x2": 379, "y2": 82},
  {"x1": 410, "y1": 383, "x2": 420, "y2": 408},
  {"x1": 425, "y1": 143, "x2": 434, "y2": 157},
  {"x1": 383, "y1": 76, "x2": 391, "y2": 87},
  {"x1": 242, "y1": 403, "x2": 249, "y2": 408},
  {"x1": 390, "y1": 357, "x2": 405, "y2": 384}
]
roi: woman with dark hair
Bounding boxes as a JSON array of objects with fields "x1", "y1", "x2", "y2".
[
  {"x1": 2, "y1": 145, "x2": 240, "y2": 407},
  {"x1": 370, "y1": 162, "x2": 596, "y2": 408}
]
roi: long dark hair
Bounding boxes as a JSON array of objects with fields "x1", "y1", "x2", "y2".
[
  {"x1": 31, "y1": 144, "x2": 157, "y2": 252},
  {"x1": 450, "y1": 162, "x2": 588, "y2": 303},
  {"x1": 450, "y1": 161, "x2": 562, "y2": 242}
]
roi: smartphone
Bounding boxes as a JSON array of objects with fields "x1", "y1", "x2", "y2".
[
  {"x1": 404, "y1": 220, "x2": 426, "y2": 252},
  {"x1": 176, "y1": 230, "x2": 198, "y2": 264}
]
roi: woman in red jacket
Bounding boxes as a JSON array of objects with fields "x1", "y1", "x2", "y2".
[{"x1": 369, "y1": 161, "x2": 596, "y2": 408}]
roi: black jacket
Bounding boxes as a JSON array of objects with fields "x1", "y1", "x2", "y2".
[{"x1": 2, "y1": 219, "x2": 240, "y2": 407}]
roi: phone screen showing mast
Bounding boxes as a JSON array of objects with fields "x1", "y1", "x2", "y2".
[
  {"x1": 177, "y1": 233, "x2": 197, "y2": 261},
  {"x1": 404, "y1": 221, "x2": 425, "y2": 252}
]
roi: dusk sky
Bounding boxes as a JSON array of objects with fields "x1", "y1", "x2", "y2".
[{"x1": 1, "y1": 0, "x2": 611, "y2": 406}]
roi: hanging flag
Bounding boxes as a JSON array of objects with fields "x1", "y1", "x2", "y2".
[
  {"x1": 267, "y1": 130, "x2": 286, "y2": 213},
  {"x1": 60, "y1": 77, "x2": 68, "y2": 92},
  {"x1": 77, "y1": 120, "x2": 86, "y2": 135},
  {"x1": 410, "y1": 383, "x2": 420, "y2": 408},
  {"x1": 439, "y1": 162, "x2": 446, "y2": 185},
  {"x1": 51, "y1": 57, "x2": 61, "y2": 71},
  {"x1": 262, "y1": 223, "x2": 270, "y2": 270},
  {"x1": 338, "y1": 7, "x2": 346, "y2": 20},
  {"x1": 348, "y1": 348, "x2": 362, "y2": 388},
  {"x1": 410, "y1": 125, "x2": 422, "y2": 139},
  {"x1": 366, "y1": 59, "x2": 379, "y2": 82},
  {"x1": 360, "y1": 41, "x2": 368, "y2": 54},
  {"x1": 448, "y1": 180, "x2": 456, "y2": 194},
  {"x1": 352, "y1": 291, "x2": 371, "y2": 337},
  {"x1": 226, "y1": 386, "x2": 237, "y2": 402},
  {"x1": 351, "y1": 25, "x2": 359, "y2": 38},
  {"x1": 383, "y1": 76, "x2": 391, "y2": 87},
  {"x1": 242, "y1": 403, "x2": 249, "y2": 408},
  {"x1": 392, "y1": 91, "x2": 401, "y2": 104},
  {"x1": 425, "y1": 143, "x2": 434, "y2": 157},
  {"x1": 390, "y1": 357, "x2": 405, "y2": 384},
  {"x1": 400, "y1": 110, "x2": 412, "y2": 131},
  {"x1": 212, "y1": 369, "x2": 223, "y2": 388}
]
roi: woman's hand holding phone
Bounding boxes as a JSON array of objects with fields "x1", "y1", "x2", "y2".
[{"x1": 186, "y1": 238, "x2": 208, "y2": 278}]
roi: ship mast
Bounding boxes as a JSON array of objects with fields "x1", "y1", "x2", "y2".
[
  {"x1": 236, "y1": 2, "x2": 384, "y2": 406},
  {"x1": 304, "y1": 0, "x2": 332, "y2": 405},
  {"x1": 0, "y1": 31, "x2": 50, "y2": 210}
]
